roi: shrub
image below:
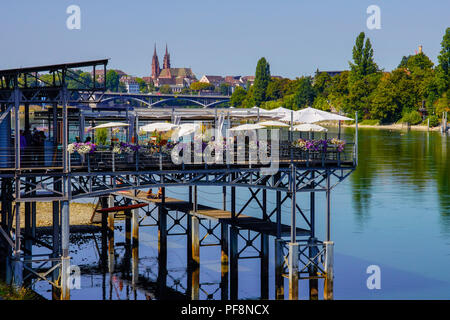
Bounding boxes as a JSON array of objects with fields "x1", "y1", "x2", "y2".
[
  {"x1": 360, "y1": 119, "x2": 380, "y2": 125},
  {"x1": 427, "y1": 115, "x2": 440, "y2": 127},
  {"x1": 95, "y1": 128, "x2": 108, "y2": 145},
  {"x1": 400, "y1": 110, "x2": 422, "y2": 125}
]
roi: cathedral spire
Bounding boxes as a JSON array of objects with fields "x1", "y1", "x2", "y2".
[
  {"x1": 163, "y1": 43, "x2": 171, "y2": 69},
  {"x1": 151, "y1": 43, "x2": 160, "y2": 79}
]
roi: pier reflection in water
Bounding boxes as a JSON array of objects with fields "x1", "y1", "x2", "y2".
[{"x1": 20, "y1": 186, "x2": 333, "y2": 300}]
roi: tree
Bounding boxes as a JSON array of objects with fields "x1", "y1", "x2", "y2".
[
  {"x1": 135, "y1": 77, "x2": 149, "y2": 93},
  {"x1": 406, "y1": 52, "x2": 434, "y2": 72},
  {"x1": 230, "y1": 86, "x2": 247, "y2": 107},
  {"x1": 253, "y1": 57, "x2": 271, "y2": 106},
  {"x1": 159, "y1": 84, "x2": 172, "y2": 94},
  {"x1": 266, "y1": 78, "x2": 283, "y2": 101},
  {"x1": 349, "y1": 32, "x2": 378, "y2": 81},
  {"x1": 327, "y1": 71, "x2": 349, "y2": 112},
  {"x1": 345, "y1": 72, "x2": 381, "y2": 119},
  {"x1": 219, "y1": 83, "x2": 231, "y2": 96},
  {"x1": 370, "y1": 69, "x2": 416, "y2": 123},
  {"x1": 105, "y1": 70, "x2": 120, "y2": 92},
  {"x1": 293, "y1": 77, "x2": 316, "y2": 109},
  {"x1": 398, "y1": 55, "x2": 412, "y2": 69},
  {"x1": 436, "y1": 27, "x2": 450, "y2": 94},
  {"x1": 313, "y1": 72, "x2": 332, "y2": 97}
]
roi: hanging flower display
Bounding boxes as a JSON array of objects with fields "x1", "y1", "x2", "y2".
[
  {"x1": 67, "y1": 142, "x2": 97, "y2": 154},
  {"x1": 112, "y1": 142, "x2": 141, "y2": 154},
  {"x1": 292, "y1": 138, "x2": 346, "y2": 153}
]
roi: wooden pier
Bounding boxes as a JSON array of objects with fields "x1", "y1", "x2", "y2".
[
  {"x1": 0, "y1": 59, "x2": 357, "y2": 300},
  {"x1": 114, "y1": 190, "x2": 309, "y2": 238}
]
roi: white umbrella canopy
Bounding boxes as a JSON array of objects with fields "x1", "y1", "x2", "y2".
[
  {"x1": 266, "y1": 107, "x2": 293, "y2": 117},
  {"x1": 257, "y1": 120, "x2": 290, "y2": 127},
  {"x1": 291, "y1": 123, "x2": 328, "y2": 132},
  {"x1": 91, "y1": 122, "x2": 130, "y2": 130},
  {"x1": 139, "y1": 122, "x2": 179, "y2": 132},
  {"x1": 280, "y1": 107, "x2": 353, "y2": 123},
  {"x1": 228, "y1": 123, "x2": 265, "y2": 131},
  {"x1": 172, "y1": 123, "x2": 197, "y2": 139}
]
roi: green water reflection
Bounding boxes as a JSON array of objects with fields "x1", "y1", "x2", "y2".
[{"x1": 348, "y1": 127, "x2": 449, "y2": 229}]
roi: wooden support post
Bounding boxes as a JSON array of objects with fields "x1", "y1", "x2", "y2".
[
  {"x1": 191, "y1": 215, "x2": 200, "y2": 266},
  {"x1": 324, "y1": 241, "x2": 334, "y2": 300},
  {"x1": 124, "y1": 208, "x2": 132, "y2": 274},
  {"x1": 229, "y1": 225, "x2": 238, "y2": 300},
  {"x1": 60, "y1": 200, "x2": 70, "y2": 300},
  {"x1": 220, "y1": 223, "x2": 229, "y2": 300},
  {"x1": 100, "y1": 197, "x2": 108, "y2": 271},
  {"x1": 275, "y1": 238, "x2": 284, "y2": 300},
  {"x1": 191, "y1": 215, "x2": 200, "y2": 300},
  {"x1": 308, "y1": 237, "x2": 319, "y2": 300},
  {"x1": 288, "y1": 242, "x2": 299, "y2": 300},
  {"x1": 107, "y1": 195, "x2": 115, "y2": 273}
]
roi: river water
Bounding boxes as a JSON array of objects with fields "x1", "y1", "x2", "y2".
[{"x1": 31, "y1": 127, "x2": 449, "y2": 300}]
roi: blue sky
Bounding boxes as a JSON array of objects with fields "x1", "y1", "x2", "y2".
[{"x1": 0, "y1": 0, "x2": 448, "y2": 78}]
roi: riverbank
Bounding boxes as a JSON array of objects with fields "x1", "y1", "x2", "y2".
[
  {"x1": 0, "y1": 281, "x2": 38, "y2": 300},
  {"x1": 322, "y1": 121, "x2": 443, "y2": 132},
  {"x1": 349, "y1": 123, "x2": 442, "y2": 131}
]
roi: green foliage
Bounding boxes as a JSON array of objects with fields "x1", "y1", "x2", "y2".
[
  {"x1": 180, "y1": 87, "x2": 191, "y2": 94},
  {"x1": 95, "y1": 128, "x2": 108, "y2": 145},
  {"x1": 312, "y1": 95, "x2": 330, "y2": 111},
  {"x1": 223, "y1": 29, "x2": 448, "y2": 125},
  {"x1": 0, "y1": 281, "x2": 36, "y2": 300},
  {"x1": 135, "y1": 77, "x2": 149, "y2": 93},
  {"x1": 427, "y1": 115, "x2": 440, "y2": 127},
  {"x1": 105, "y1": 70, "x2": 120, "y2": 92},
  {"x1": 219, "y1": 83, "x2": 231, "y2": 95},
  {"x1": 293, "y1": 77, "x2": 316, "y2": 108},
  {"x1": 190, "y1": 82, "x2": 214, "y2": 91},
  {"x1": 400, "y1": 110, "x2": 423, "y2": 125},
  {"x1": 159, "y1": 84, "x2": 173, "y2": 94},
  {"x1": 349, "y1": 32, "x2": 378, "y2": 81},
  {"x1": 370, "y1": 69, "x2": 417, "y2": 123},
  {"x1": 313, "y1": 72, "x2": 332, "y2": 97},
  {"x1": 359, "y1": 119, "x2": 380, "y2": 125},
  {"x1": 406, "y1": 53, "x2": 434, "y2": 72},
  {"x1": 253, "y1": 57, "x2": 271, "y2": 106},
  {"x1": 398, "y1": 55, "x2": 411, "y2": 69},
  {"x1": 345, "y1": 72, "x2": 381, "y2": 119},
  {"x1": 260, "y1": 99, "x2": 284, "y2": 110},
  {"x1": 230, "y1": 86, "x2": 247, "y2": 107}
]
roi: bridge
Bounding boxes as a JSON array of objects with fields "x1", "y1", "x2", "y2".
[{"x1": 95, "y1": 92, "x2": 231, "y2": 108}]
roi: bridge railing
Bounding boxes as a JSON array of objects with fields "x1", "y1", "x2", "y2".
[{"x1": 0, "y1": 140, "x2": 355, "y2": 171}]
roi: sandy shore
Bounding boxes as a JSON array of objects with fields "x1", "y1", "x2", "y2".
[
  {"x1": 11, "y1": 201, "x2": 98, "y2": 228},
  {"x1": 347, "y1": 123, "x2": 441, "y2": 131},
  {"x1": 321, "y1": 121, "x2": 443, "y2": 132}
]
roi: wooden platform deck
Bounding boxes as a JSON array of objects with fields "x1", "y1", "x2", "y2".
[{"x1": 114, "y1": 190, "x2": 309, "y2": 237}]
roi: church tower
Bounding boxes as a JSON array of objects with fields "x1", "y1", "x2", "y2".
[
  {"x1": 163, "y1": 44, "x2": 171, "y2": 69},
  {"x1": 151, "y1": 44, "x2": 160, "y2": 79}
]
